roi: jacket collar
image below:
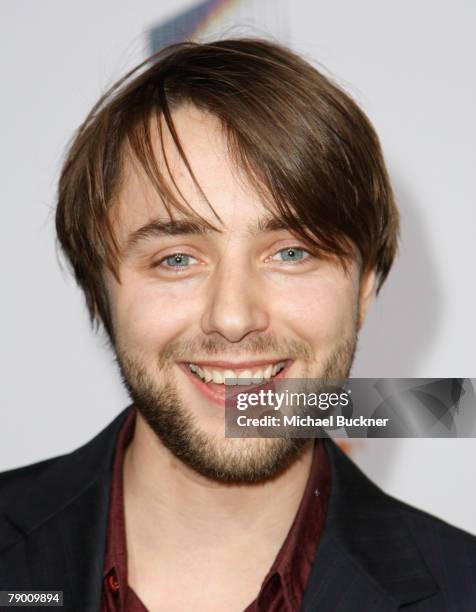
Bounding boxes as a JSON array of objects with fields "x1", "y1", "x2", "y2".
[
  {"x1": 2, "y1": 408, "x2": 438, "y2": 610},
  {"x1": 301, "y1": 438, "x2": 438, "y2": 610}
]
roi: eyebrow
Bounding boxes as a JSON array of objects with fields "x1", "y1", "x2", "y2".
[{"x1": 124, "y1": 215, "x2": 297, "y2": 255}]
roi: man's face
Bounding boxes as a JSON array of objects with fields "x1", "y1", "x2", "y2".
[{"x1": 104, "y1": 104, "x2": 375, "y2": 483}]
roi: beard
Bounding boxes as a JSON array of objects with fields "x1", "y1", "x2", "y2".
[{"x1": 114, "y1": 331, "x2": 358, "y2": 484}]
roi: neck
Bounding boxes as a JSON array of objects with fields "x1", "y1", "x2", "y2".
[{"x1": 123, "y1": 411, "x2": 314, "y2": 562}]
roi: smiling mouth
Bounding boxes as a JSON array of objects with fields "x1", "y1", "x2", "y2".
[{"x1": 186, "y1": 361, "x2": 287, "y2": 386}]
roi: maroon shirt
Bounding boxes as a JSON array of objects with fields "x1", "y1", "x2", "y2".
[{"x1": 101, "y1": 408, "x2": 330, "y2": 611}]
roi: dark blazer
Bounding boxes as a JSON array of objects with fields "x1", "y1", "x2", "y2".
[{"x1": 1, "y1": 407, "x2": 475, "y2": 611}]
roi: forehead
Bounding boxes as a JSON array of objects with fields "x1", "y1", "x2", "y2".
[{"x1": 111, "y1": 104, "x2": 271, "y2": 247}]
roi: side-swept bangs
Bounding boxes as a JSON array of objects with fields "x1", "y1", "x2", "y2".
[{"x1": 56, "y1": 38, "x2": 399, "y2": 339}]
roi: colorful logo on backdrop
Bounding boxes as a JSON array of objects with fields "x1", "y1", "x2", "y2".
[{"x1": 149, "y1": 0, "x2": 239, "y2": 52}]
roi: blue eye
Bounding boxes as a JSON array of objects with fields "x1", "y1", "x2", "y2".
[
  {"x1": 276, "y1": 247, "x2": 309, "y2": 262},
  {"x1": 163, "y1": 253, "x2": 192, "y2": 268}
]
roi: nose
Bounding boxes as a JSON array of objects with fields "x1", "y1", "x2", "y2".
[{"x1": 200, "y1": 261, "x2": 270, "y2": 343}]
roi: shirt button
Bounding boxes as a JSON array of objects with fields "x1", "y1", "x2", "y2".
[{"x1": 107, "y1": 571, "x2": 120, "y2": 594}]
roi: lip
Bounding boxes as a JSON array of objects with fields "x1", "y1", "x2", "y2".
[
  {"x1": 183, "y1": 358, "x2": 286, "y2": 369},
  {"x1": 178, "y1": 359, "x2": 294, "y2": 407}
]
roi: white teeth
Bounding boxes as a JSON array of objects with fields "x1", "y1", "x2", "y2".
[
  {"x1": 223, "y1": 370, "x2": 235, "y2": 385},
  {"x1": 187, "y1": 361, "x2": 286, "y2": 385},
  {"x1": 235, "y1": 369, "x2": 252, "y2": 386},
  {"x1": 211, "y1": 370, "x2": 224, "y2": 384},
  {"x1": 271, "y1": 363, "x2": 280, "y2": 376},
  {"x1": 202, "y1": 367, "x2": 214, "y2": 383},
  {"x1": 253, "y1": 374, "x2": 264, "y2": 383},
  {"x1": 237, "y1": 369, "x2": 252, "y2": 379}
]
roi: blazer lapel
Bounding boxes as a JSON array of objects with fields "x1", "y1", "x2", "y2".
[
  {"x1": 301, "y1": 438, "x2": 439, "y2": 611},
  {"x1": 0, "y1": 407, "x2": 131, "y2": 611}
]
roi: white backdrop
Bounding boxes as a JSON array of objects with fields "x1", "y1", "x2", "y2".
[{"x1": 1, "y1": 1, "x2": 475, "y2": 533}]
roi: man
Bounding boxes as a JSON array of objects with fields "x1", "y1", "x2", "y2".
[{"x1": 0, "y1": 39, "x2": 475, "y2": 611}]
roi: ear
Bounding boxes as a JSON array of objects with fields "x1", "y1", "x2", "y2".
[{"x1": 358, "y1": 268, "x2": 377, "y2": 329}]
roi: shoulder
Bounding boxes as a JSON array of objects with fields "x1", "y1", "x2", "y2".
[
  {"x1": 389, "y1": 493, "x2": 476, "y2": 605},
  {"x1": 0, "y1": 456, "x2": 64, "y2": 510},
  {"x1": 323, "y1": 439, "x2": 476, "y2": 608},
  {"x1": 327, "y1": 437, "x2": 476, "y2": 557},
  {"x1": 0, "y1": 407, "x2": 132, "y2": 517},
  {"x1": 395, "y1": 494, "x2": 476, "y2": 558}
]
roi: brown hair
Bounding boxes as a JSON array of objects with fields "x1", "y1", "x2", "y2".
[{"x1": 56, "y1": 38, "x2": 399, "y2": 341}]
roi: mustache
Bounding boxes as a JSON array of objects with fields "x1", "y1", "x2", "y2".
[{"x1": 157, "y1": 334, "x2": 315, "y2": 366}]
